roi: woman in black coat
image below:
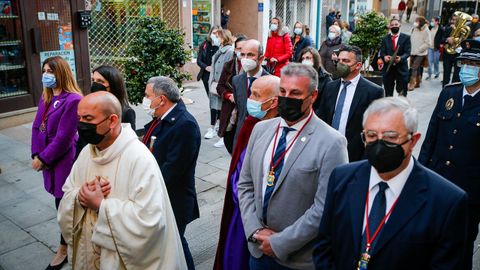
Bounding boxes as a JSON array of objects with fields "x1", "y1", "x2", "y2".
[
  {"x1": 297, "y1": 47, "x2": 332, "y2": 116},
  {"x1": 196, "y1": 25, "x2": 221, "y2": 96}
]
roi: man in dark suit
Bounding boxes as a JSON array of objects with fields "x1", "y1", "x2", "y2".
[
  {"x1": 380, "y1": 18, "x2": 411, "y2": 97},
  {"x1": 442, "y1": 14, "x2": 461, "y2": 87},
  {"x1": 313, "y1": 97, "x2": 468, "y2": 270},
  {"x1": 232, "y1": 39, "x2": 269, "y2": 148},
  {"x1": 419, "y1": 39, "x2": 480, "y2": 270},
  {"x1": 318, "y1": 45, "x2": 384, "y2": 162},
  {"x1": 142, "y1": 76, "x2": 201, "y2": 270}
]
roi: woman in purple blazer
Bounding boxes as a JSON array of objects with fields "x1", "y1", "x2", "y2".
[{"x1": 31, "y1": 56, "x2": 82, "y2": 270}]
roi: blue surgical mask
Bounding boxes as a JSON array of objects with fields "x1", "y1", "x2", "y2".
[
  {"x1": 211, "y1": 35, "x2": 220, "y2": 46},
  {"x1": 459, "y1": 65, "x2": 480, "y2": 86},
  {"x1": 475, "y1": 36, "x2": 480, "y2": 42},
  {"x1": 42, "y1": 73, "x2": 56, "y2": 88},
  {"x1": 247, "y1": 98, "x2": 271, "y2": 119}
]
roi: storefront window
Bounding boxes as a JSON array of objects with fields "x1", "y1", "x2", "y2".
[
  {"x1": 0, "y1": 0, "x2": 27, "y2": 99},
  {"x1": 192, "y1": 0, "x2": 212, "y2": 58}
]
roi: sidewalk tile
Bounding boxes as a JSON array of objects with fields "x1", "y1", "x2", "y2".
[
  {"x1": 0, "y1": 197, "x2": 56, "y2": 228},
  {"x1": 25, "y1": 218, "x2": 61, "y2": 251},
  {"x1": 0, "y1": 242, "x2": 53, "y2": 270},
  {"x1": 0, "y1": 220, "x2": 36, "y2": 255}
]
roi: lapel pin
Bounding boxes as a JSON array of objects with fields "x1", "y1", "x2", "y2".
[
  {"x1": 445, "y1": 98, "x2": 454, "y2": 110},
  {"x1": 171, "y1": 117, "x2": 175, "y2": 121},
  {"x1": 301, "y1": 137, "x2": 306, "y2": 142},
  {"x1": 53, "y1": 100, "x2": 60, "y2": 108}
]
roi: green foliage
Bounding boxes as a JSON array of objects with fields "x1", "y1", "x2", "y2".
[
  {"x1": 124, "y1": 18, "x2": 191, "y2": 104},
  {"x1": 349, "y1": 11, "x2": 389, "y2": 69}
]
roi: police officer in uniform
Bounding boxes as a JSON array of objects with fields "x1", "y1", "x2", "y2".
[{"x1": 419, "y1": 39, "x2": 480, "y2": 270}]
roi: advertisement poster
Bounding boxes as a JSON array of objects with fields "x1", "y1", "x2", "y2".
[
  {"x1": 192, "y1": 0, "x2": 212, "y2": 57},
  {"x1": 40, "y1": 50, "x2": 76, "y2": 78},
  {"x1": 58, "y1": 24, "x2": 73, "y2": 50}
]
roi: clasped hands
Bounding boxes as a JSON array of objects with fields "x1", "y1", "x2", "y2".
[
  {"x1": 384, "y1": 55, "x2": 401, "y2": 64},
  {"x1": 253, "y1": 228, "x2": 277, "y2": 257},
  {"x1": 78, "y1": 176, "x2": 111, "y2": 211}
]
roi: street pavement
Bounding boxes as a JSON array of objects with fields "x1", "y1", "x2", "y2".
[{"x1": 0, "y1": 24, "x2": 479, "y2": 270}]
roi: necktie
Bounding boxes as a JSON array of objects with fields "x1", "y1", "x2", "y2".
[
  {"x1": 262, "y1": 126, "x2": 295, "y2": 224},
  {"x1": 392, "y1": 35, "x2": 397, "y2": 51},
  {"x1": 248, "y1": 77, "x2": 257, "y2": 97},
  {"x1": 332, "y1": 81, "x2": 351, "y2": 130},
  {"x1": 361, "y1": 182, "x2": 389, "y2": 252}
]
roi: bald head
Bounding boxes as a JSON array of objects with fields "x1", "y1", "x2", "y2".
[
  {"x1": 242, "y1": 39, "x2": 263, "y2": 58},
  {"x1": 250, "y1": 75, "x2": 280, "y2": 99},
  {"x1": 79, "y1": 91, "x2": 122, "y2": 121}
]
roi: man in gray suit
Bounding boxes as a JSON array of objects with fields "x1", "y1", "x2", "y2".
[
  {"x1": 238, "y1": 63, "x2": 349, "y2": 269},
  {"x1": 232, "y1": 39, "x2": 269, "y2": 149}
]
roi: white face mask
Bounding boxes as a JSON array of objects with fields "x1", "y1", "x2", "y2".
[
  {"x1": 413, "y1": 22, "x2": 419, "y2": 28},
  {"x1": 211, "y1": 34, "x2": 220, "y2": 46},
  {"x1": 142, "y1": 96, "x2": 159, "y2": 117},
  {"x1": 241, "y1": 58, "x2": 258, "y2": 72},
  {"x1": 328, "y1": 32, "x2": 337, "y2": 40},
  {"x1": 294, "y1": 27, "x2": 302, "y2": 35},
  {"x1": 302, "y1": 59, "x2": 314, "y2": 66},
  {"x1": 270, "y1": 24, "x2": 278, "y2": 32}
]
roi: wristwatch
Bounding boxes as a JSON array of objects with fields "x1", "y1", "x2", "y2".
[{"x1": 248, "y1": 228, "x2": 264, "y2": 243}]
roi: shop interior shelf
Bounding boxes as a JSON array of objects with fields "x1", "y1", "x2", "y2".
[
  {"x1": 0, "y1": 40, "x2": 21, "y2": 46},
  {"x1": 0, "y1": 64, "x2": 24, "y2": 71},
  {"x1": 0, "y1": 90, "x2": 28, "y2": 98},
  {"x1": 0, "y1": 15, "x2": 19, "y2": 19}
]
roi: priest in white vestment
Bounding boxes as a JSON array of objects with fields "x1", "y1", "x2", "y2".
[{"x1": 58, "y1": 91, "x2": 187, "y2": 270}]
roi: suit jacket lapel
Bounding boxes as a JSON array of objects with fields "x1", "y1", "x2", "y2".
[
  {"x1": 371, "y1": 161, "x2": 428, "y2": 255},
  {"x1": 255, "y1": 119, "x2": 279, "y2": 191},
  {"x1": 237, "y1": 73, "x2": 248, "y2": 105},
  {"x1": 346, "y1": 77, "x2": 365, "y2": 124},
  {"x1": 272, "y1": 115, "x2": 316, "y2": 195},
  {"x1": 350, "y1": 162, "x2": 370, "y2": 253}
]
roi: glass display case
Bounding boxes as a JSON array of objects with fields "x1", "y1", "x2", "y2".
[
  {"x1": 0, "y1": 0, "x2": 27, "y2": 99},
  {"x1": 192, "y1": 0, "x2": 212, "y2": 58}
]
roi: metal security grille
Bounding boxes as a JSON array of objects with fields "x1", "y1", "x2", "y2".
[
  {"x1": 270, "y1": 0, "x2": 311, "y2": 30},
  {"x1": 88, "y1": 0, "x2": 180, "y2": 72}
]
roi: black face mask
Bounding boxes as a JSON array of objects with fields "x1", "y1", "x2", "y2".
[
  {"x1": 90, "y1": 82, "x2": 107, "y2": 92},
  {"x1": 278, "y1": 96, "x2": 308, "y2": 122},
  {"x1": 391, "y1": 27, "x2": 400, "y2": 34},
  {"x1": 365, "y1": 139, "x2": 410, "y2": 173},
  {"x1": 77, "y1": 117, "x2": 111, "y2": 145}
]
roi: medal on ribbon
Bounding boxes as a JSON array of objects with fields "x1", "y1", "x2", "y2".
[{"x1": 267, "y1": 169, "x2": 275, "y2": 186}]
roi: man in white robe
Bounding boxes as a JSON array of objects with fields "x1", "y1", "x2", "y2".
[{"x1": 58, "y1": 91, "x2": 187, "y2": 270}]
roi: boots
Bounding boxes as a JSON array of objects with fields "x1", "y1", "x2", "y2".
[
  {"x1": 408, "y1": 76, "x2": 416, "y2": 91},
  {"x1": 415, "y1": 74, "x2": 422, "y2": 88}
]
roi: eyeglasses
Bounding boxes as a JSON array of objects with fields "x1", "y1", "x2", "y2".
[{"x1": 361, "y1": 130, "x2": 412, "y2": 147}]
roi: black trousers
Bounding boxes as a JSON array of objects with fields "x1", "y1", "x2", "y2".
[
  {"x1": 464, "y1": 203, "x2": 480, "y2": 270},
  {"x1": 201, "y1": 71, "x2": 210, "y2": 96},
  {"x1": 223, "y1": 128, "x2": 235, "y2": 154},
  {"x1": 178, "y1": 223, "x2": 195, "y2": 270},
  {"x1": 443, "y1": 53, "x2": 460, "y2": 87},
  {"x1": 383, "y1": 67, "x2": 408, "y2": 97},
  {"x1": 55, "y1": 198, "x2": 67, "y2": 246}
]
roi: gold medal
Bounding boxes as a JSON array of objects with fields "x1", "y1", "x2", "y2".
[
  {"x1": 267, "y1": 169, "x2": 275, "y2": 186},
  {"x1": 445, "y1": 98, "x2": 454, "y2": 110},
  {"x1": 357, "y1": 252, "x2": 370, "y2": 270}
]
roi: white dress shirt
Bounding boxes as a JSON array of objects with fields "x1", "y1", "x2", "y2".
[
  {"x1": 362, "y1": 156, "x2": 414, "y2": 231},
  {"x1": 462, "y1": 87, "x2": 480, "y2": 106},
  {"x1": 334, "y1": 73, "x2": 361, "y2": 135},
  {"x1": 247, "y1": 67, "x2": 264, "y2": 88},
  {"x1": 261, "y1": 110, "x2": 313, "y2": 200},
  {"x1": 161, "y1": 103, "x2": 178, "y2": 120}
]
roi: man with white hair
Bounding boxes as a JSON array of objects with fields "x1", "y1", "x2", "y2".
[{"x1": 313, "y1": 97, "x2": 468, "y2": 270}]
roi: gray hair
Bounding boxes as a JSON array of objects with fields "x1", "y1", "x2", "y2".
[
  {"x1": 280, "y1": 63, "x2": 318, "y2": 94},
  {"x1": 329, "y1": 25, "x2": 341, "y2": 35},
  {"x1": 147, "y1": 76, "x2": 181, "y2": 102},
  {"x1": 362, "y1": 97, "x2": 418, "y2": 132}
]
